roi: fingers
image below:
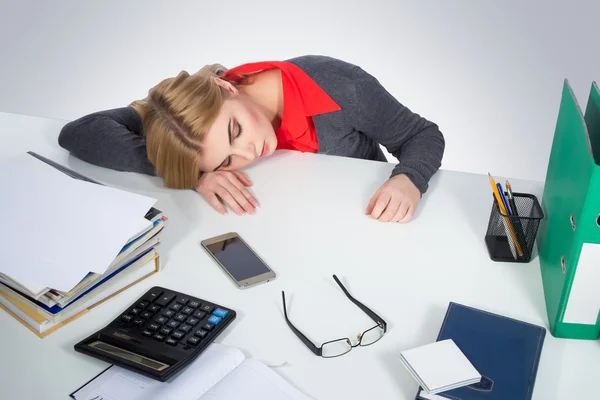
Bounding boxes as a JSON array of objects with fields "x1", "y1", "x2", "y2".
[
  {"x1": 368, "y1": 192, "x2": 391, "y2": 220},
  {"x1": 365, "y1": 188, "x2": 380, "y2": 215},
  {"x1": 216, "y1": 187, "x2": 246, "y2": 216},
  {"x1": 219, "y1": 179, "x2": 255, "y2": 215},
  {"x1": 227, "y1": 173, "x2": 259, "y2": 208},
  {"x1": 232, "y1": 171, "x2": 252, "y2": 187},
  {"x1": 398, "y1": 205, "x2": 415, "y2": 223},
  {"x1": 379, "y1": 196, "x2": 401, "y2": 222},
  {"x1": 206, "y1": 193, "x2": 227, "y2": 215},
  {"x1": 391, "y1": 201, "x2": 410, "y2": 223}
]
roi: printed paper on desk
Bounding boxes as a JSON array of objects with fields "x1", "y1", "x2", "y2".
[{"x1": 0, "y1": 153, "x2": 157, "y2": 292}]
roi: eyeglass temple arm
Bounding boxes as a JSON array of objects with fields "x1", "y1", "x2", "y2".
[
  {"x1": 332, "y1": 275, "x2": 387, "y2": 331},
  {"x1": 281, "y1": 291, "x2": 322, "y2": 356}
]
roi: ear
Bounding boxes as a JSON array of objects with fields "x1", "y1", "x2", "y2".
[{"x1": 214, "y1": 77, "x2": 239, "y2": 96}]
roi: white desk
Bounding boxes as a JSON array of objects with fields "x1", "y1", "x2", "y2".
[{"x1": 0, "y1": 111, "x2": 598, "y2": 399}]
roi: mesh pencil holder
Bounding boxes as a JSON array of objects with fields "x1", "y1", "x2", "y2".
[{"x1": 485, "y1": 192, "x2": 544, "y2": 263}]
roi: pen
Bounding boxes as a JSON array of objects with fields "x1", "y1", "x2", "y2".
[
  {"x1": 488, "y1": 174, "x2": 523, "y2": 258},
  {"x1": 497, "y1": 182, "x2": 512, "y2": 215},
  {"x1": 506, "y1": 181, "x2": 529, "y2": 259},
  {"x1": 505, "y1": 181, "x2": 517, "y2": 213}
]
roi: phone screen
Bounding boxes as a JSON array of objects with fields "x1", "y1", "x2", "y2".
[{"x1": 204, "y1": 236, "x2": 271, "y2": 281}]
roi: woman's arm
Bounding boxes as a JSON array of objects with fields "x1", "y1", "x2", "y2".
[
  {"x1": 354, "y1": 69, "x2": 445, "y2": 195},
  {"x1": 58, "y1": 106, "x2": 156, "y2": 175}
]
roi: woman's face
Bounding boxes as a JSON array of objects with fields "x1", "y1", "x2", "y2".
[{"x1": 199, "y1": 94, "x2": 277, "y2": 173}]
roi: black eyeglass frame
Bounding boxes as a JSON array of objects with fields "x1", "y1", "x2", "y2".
[{"x1": 281, "y1": 274, "x2": 388, "y2": 358}]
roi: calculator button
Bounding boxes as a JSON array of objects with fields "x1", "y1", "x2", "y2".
[
  {"x1": 177, "y1": 297, "x2": 190, "y2": 305},
  {"x1": 153, "y1": 333, "x2": 166, "y2": 341},
  {"x1": 175, "y1": 313, "x2": 187, "y2": 322},
  {"x1": 202, "y1": 323, "x2": 214, "y2": 332},
  {"x1": 170, "y1": 303, "x2": 183, "y2": 312},
  {"x1": 130, "y1": 307, "x2": 141, "y2": 315},
  {"x1": 182, "y1": 307, "x2": 194, "y2": 315},
  {"x1": 148, "y1": 304, "x2": 161, "y2": 313},
  {"x1": 178, "y1": 324, "x2": 192, "y2": 333},
  {"x1": 163, "y1": 309, "x2": 175, "y2": 318},
  {"x1": 212, "y1": 308, "x2": 229, "y2": 318},
  {"x1": 201, "y1": 305, "x2": 213, "y2": 313},
  {"x1": 121, "y1": 314, "x2": 133, "y2": 323},
  {"x1": 188, "y1": 300, "x2": 201, "y2": 309},
  {"x1": 137, "y1": 301, "x2": 150, "y2": 309},
  {"x1": 140, "y1": 311, "x2": 153, "y2": 319},
  {"x1": 142, "y1": 329, "x2": 153, "y2": 337},
  {"x1": 187, "y1": 336, "x2": 200, "y2": 346},
  {"x1": 166, "y1": 337, "x2": 178, "y2": 346},
  {"x1": 172, "y1": 331, "x2": 185, "y2": 340},
  {"x1": 186, "y1": 317, "x2": 199, "y2": 326},
  {"x1": 133, "y1": 318, "x2": 145, "y2": 327},
  {"x1": 194, "y1": 329, "x2": 208, "y2": 338},
  {"x1": 207, "y1": 315, "x2": 222, "y2": 325},
  {"x1": 167, "y1": 320, "x2": 180, "y2": 329},
  {"x1": 192, "y1": 310, "x2": 206, "y2": 319},
  {"x1": 155, "y1": 293, "x2": 175, "y2": 307},
  {"x1": 143, "y1": 288, "x2": 163, "y2": 303},
  {"x1": 155, "y1": 316, "x2": 169, "y2": 325},
  {"x1": 148, "y1": 323, "x2": 160, "y2": 332},
  {"x1": 159, "y1": 327, "x2": 172, "y2": 336}
]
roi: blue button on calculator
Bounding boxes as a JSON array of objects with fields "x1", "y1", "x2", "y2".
[
  {"x1": 213, "y1": 308, "x2": 229, "y2": 318},
  {"x1": 208, "y1": 315, "x2": 222, "y2": 325}
]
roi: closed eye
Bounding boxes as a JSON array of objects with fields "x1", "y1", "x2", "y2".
[
  {"x1": 215, "y1": 119, "x2": 242, "y2": 171},
  {"x1": 224, "y1": 121, "x2": 242, "y2": 168},
  {"x1": 234, "y1": 120, "x2": 242, "y2": 139}
]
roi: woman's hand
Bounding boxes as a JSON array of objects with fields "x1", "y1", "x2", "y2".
[
  {"x1": 196, "y1": 171, "x2": 259, "y2": 215},
  {"x1": 365, "y1": 174, "x2": 420, "y2": 223}
]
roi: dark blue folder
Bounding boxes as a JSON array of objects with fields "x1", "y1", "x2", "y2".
[{"x1": 416, "y1": 302, "x2": 546, "y2": 400}]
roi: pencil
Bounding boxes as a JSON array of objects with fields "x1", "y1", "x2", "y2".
[{"x1": 488, "y1": 173, "x2": 523, "y2": 258}]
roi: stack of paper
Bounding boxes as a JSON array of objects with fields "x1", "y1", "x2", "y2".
[
  {"x1": 399, "y1": 339, "x2": 481, "y2": 395},
  {"x1": 0, "y1": 152, "x2": 168, "y2": 337}
]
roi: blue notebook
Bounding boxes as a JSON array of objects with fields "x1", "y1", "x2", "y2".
[{"x1": 415, "y1": 302, "x2": 546, "y2": 400}]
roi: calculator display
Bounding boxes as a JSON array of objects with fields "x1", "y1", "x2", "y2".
[
  {"x1": 89, "y1": 341, "x2": 169, "y2": 371},
  {"x1": 204, "y1": 236, "x2": 271, "y2": 281}
]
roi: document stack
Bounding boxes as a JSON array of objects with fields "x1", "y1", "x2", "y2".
[{"x1": 0, "y1": 152, "x2": 167, "y2": 337}]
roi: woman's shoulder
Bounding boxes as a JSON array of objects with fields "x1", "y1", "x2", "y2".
[
  {"x1": 284, "y1": 55, "x2": 372, "y2": 109},
  {"x1": 285, "y1": 55, "x2": 362, "y2": 79}
]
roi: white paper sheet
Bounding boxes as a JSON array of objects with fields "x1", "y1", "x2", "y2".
[
  {"x1": 563, "y1": 242, "x2": 600, "y2": 324},
  {"x1": 0, "y1": 153, "x2": 157, "y2": 291},
  {"x1": 399, "y1": 339, "x2": 481, "y2": 395},
  {"x1": 72, "y1": 344, "x2": 245, "y2": 400},
  {"x1": 202, "y1": 359, "x2": 311, "y2": 400},
  {"x1": 72, "y1": 343, "x2": 312, "y2": 400}
]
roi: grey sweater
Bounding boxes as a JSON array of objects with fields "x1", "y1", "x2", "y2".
[{"x1": 58, "y1": 55, "x2": 445, "y2": 194}]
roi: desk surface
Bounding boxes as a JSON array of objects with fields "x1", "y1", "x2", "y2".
[{"x1": 1, "y1": 111, "x2": 598, "y2": 400}]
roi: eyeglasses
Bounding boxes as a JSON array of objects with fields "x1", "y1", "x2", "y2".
[{"x1": 281, "y1": 274, "x2": 387, "y2": 358}]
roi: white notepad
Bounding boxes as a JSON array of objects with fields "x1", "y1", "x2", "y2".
[
  {"x1": 399, "y1": 339, "x2": 481, "y2": 395},
  {"x1": 71, "y1": 343, "x2": 312, "y2": 400}
]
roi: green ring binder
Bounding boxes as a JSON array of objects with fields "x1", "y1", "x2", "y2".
[{"x1": 537, "y1": 79, "x2": 600, "y2": 340}]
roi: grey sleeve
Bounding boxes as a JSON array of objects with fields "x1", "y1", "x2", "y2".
[
  {"x1": 58, "y1": 107, "x2": 156, "y2": 176},
  {"x1": 354, "y1": 69, "x2": 445, "y2": 194}
]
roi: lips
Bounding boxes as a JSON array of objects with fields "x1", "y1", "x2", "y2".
[{"x1": 260, "y1": 142, "x2": 269, "y2": 157}]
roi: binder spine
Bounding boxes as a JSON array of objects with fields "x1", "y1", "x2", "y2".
[{"x1": 539, "y1": 81, "x2": 600, "y2": 340}]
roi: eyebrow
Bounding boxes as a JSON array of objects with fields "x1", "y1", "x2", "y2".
[{"x1": 213, "y1": 118, "x2": 233, "y2": 172}]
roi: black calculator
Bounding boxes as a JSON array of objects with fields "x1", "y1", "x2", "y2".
[{"x1": 74, "y1": 286, "x2": 236, "y2": 381}]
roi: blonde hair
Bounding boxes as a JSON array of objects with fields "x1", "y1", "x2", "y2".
[{"x1": 129, "y1": 63, "x2": 237, "y2": 189}]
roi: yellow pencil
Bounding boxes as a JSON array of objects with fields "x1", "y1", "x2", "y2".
[{"x1": 488, "y1": 173, "x2": 523, "y2": 257}]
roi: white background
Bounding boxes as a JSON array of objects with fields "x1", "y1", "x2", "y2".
[{"x1": 1, "y1": 0, "x2": 599, "y2": 182}]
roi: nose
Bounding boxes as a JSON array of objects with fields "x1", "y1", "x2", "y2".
[{"x1": 232, "y1": 141, "x2": 258, "y2": 161}]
